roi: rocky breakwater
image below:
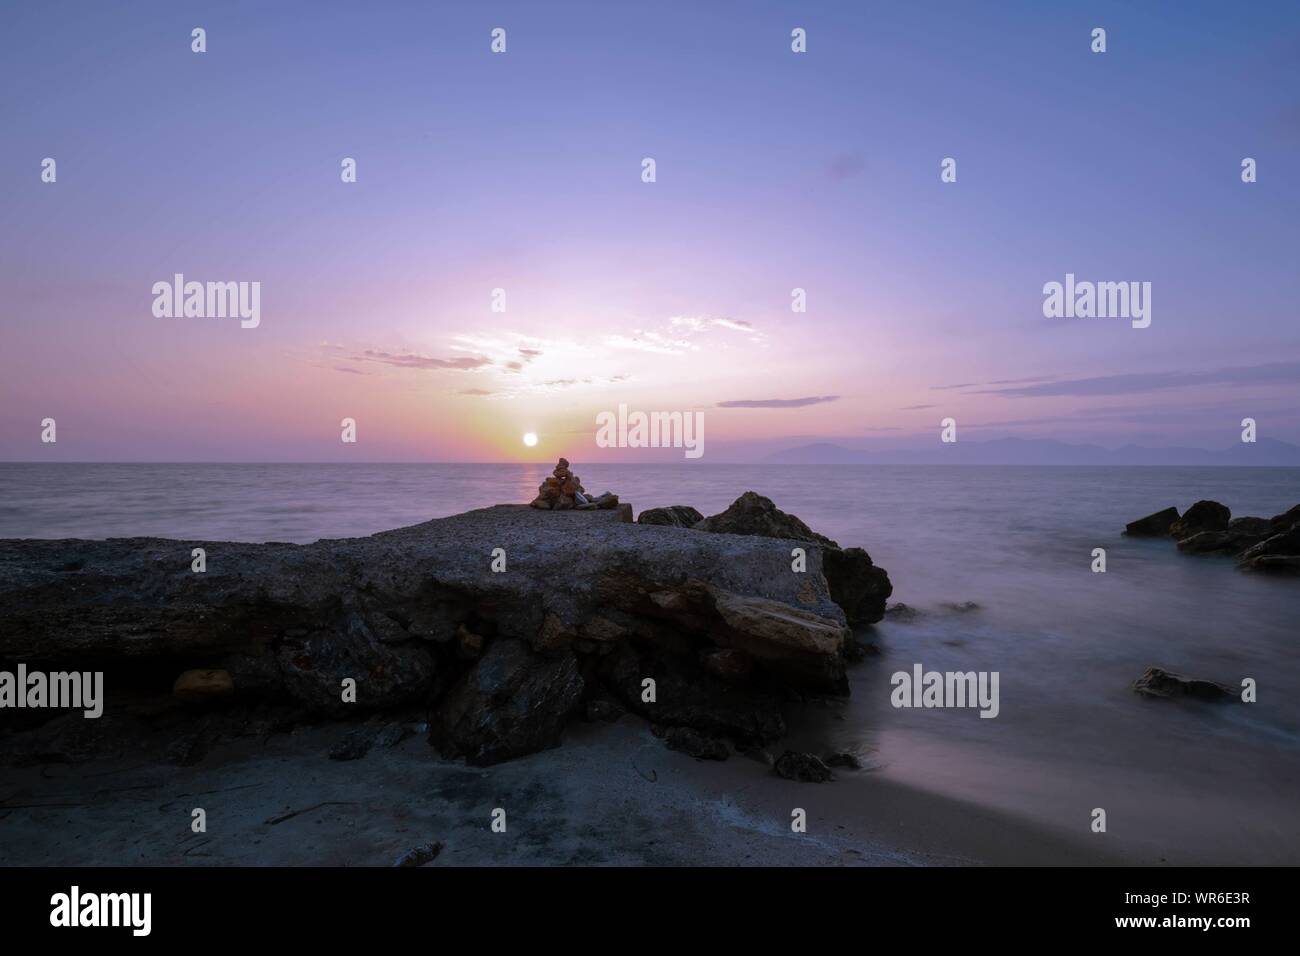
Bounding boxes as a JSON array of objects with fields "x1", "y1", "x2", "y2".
[
  {"x1": 1124, "y1": 499, "x2": 1300, "y2": 573},
  {"x1": 0, "y1": 488, "x2": 891, "y2": 768}
]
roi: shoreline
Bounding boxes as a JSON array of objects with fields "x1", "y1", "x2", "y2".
[{"x1": 0, "y1": 716, "x2": 1129, "y2": 867}]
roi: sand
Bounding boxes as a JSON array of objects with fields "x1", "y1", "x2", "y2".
[{"x1": 0, "y1": 716, "x2": 1131, "y2": 867}]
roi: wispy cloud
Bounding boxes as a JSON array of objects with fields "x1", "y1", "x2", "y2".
[
  {"x1": 358, "y1": 349, "x2": 491, "y2": 371},
  {"x1": 605, "y1": 331, "x2": 697, "y2": 355},
  {"x1": 975, "y1": 361, "x2": 1300, "y2": 398},
  {"x1": 899, "y1": 403, "x2": 936, "y2": 410},
  {"x1": 718, "y1": 395, "x2": 840, "y2": 409},
  {"x1": 670, "y1": 315, "x2": 757, "y2": 335}
]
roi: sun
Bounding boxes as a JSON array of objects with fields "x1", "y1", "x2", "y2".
[{"x1": 522, "y1": 432, "x2": 538, "y2": 447}]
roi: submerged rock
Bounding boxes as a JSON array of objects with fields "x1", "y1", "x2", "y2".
[
  {"x1": 1133, "y1": 666, "x2": 1235, "y2": 702},
  {"x1": 1124, "y1": 507, "x2": 1180, "y2": 537},
  {"x1": 884, "y1": 602, "x2": 922, "y2": 622}
]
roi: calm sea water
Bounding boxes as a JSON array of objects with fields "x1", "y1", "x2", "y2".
[{"x1": 2, "y1": 462, "x2": 1298, "y2": 863}]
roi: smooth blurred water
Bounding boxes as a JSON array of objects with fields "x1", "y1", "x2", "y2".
[{"x1": 2, "y1": 462, "x2": 1298, "y2": 861}]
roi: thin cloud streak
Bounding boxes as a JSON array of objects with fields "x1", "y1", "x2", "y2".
[{"x1": 717, "y1": 395, "x2": 840, "y2": 409}]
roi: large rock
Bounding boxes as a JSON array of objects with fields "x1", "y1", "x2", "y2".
[
  {"x1": 1169, "y1": 500, "x2": 1230, "y2": 540},
  {"x1": 695, "y1": 491, "x2": 836, "y2": 546},
  {"x1": 1124, "y1": 507, "x2": 1179, "y2": 537},
  {"x1": 822, "y1": 546, "x2": 892, "y2": 625},
  {"x1": 1238, "y1": 524, "x2": 1300, "y2": 574},
  {"x1": 694, "y1": 492, "x2": 891, "y2": 624},
  {"x1": 429, "y1": 638, "x2": 583, "y2": 765},
  {"x1": 1269, "y1": 504, "x2": 1300, "y2": 530},
  {"x1": 1176, "y1": 516, "x2": 1273, "y2": 556},
  {"x1": 0, "y1": 505, "x2": 857, "y2": 762},
  {"x1": 637, "y1": 505, "x2": 704, "y2": 528}
]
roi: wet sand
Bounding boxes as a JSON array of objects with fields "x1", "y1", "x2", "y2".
[{"x1": 1, "y1": 717, "x2": 1132, "y2": 867}]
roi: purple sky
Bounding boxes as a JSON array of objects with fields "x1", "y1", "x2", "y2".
[{"x1": 2, "y1": 0, "x2": 1298, "y2": 461}]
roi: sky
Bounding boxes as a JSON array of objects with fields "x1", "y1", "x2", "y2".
[{"x1": 1, "y1": 0, "x2": 1298, "y2": 462}]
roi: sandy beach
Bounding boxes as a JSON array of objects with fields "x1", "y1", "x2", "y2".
[{"x1": 1, "y1": 707, "x2": 1136, "y2": 868}]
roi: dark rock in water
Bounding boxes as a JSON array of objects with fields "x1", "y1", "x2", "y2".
[
  {"x1": 1133, "y1": 666, "x2": 1235, "y2": 702},
  {"x1": 1169, "y1": 500, "x2": 1231, "y2": 540},
  {"x1": 695, "y1": 492, "x2": 892, "y2": 624},
  {"x1": 637, "y1": 505, "x2": 704, "y2": 528},
  {"x1": 430, "y1": 638, "x2": 583, "y2": 766},
  {"x1": 392, "y1": 842, "x2": 443, "y2": 867},
  {"x1": 823, "y1": 751, "x2": 862, "y2": 770},
  {"x1": 1177, "y1": 516, "x2": 1273, "y2": 556},
  {"x1": 696, "y1": 491, "x2": 837, "y2": 545},
  {"x1": 1269, "y1": 504, "x2": 1300, "y2": 530},
  {"x1": 1238, "y1": 524, "x2": 1300, "y2": 574},
  {"x1": 774, "y1": 750, "x2": 834, "y2": 782},
  {"x1": 663, "y1": 725, "x2": 730, "y2": 761},
  {"x1": 940, "y1": 601, "x2": 981, "y2": 613},
  {"x1": 822, "y1": 546, "x2": 892, "y2": 625},
  {"x1": 1124, "y1": 506, "x2": 1180, "y2": 537}
]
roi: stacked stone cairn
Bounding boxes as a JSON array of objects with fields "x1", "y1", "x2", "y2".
[{"x1": 529, "y1": 457, "x2": 620, "y2": 511}]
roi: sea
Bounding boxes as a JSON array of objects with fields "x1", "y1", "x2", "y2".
[{"x1": 2, "y1": 462, "x2": 1297, "y2": 864}]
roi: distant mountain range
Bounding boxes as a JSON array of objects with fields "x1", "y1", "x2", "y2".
[{"x1": 763, "y1": 437, "x2": 1300, "y2": 466}]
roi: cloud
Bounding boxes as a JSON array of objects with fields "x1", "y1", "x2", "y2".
[
  {"x1": 974, "y1": 360, "x2": 1300, "y2": 398},
  {"x1": 334, "y1": 366, "x2": 366, "y2": 375},
  {"x1": 459, "y1": 387, "x2": 494, "y2": 396},
  {"x1": 931, "y1": 377, "x2": 1059, "y2": 391},
  {"x1": 670, "y1": 315, "x2": 756, "y2": 335},
  {"x1": 604, "y1": 331, "x2": 696, "y2": 355},
  {"x1": 717, "y1": 395, "x2": 840, "y2": 409},
  {"x1": 358, "y1": 349, "x2": 491, "y2": 371},
  {"x1": 899, "y1": 403, "x2": 936, "y2": 410}
]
